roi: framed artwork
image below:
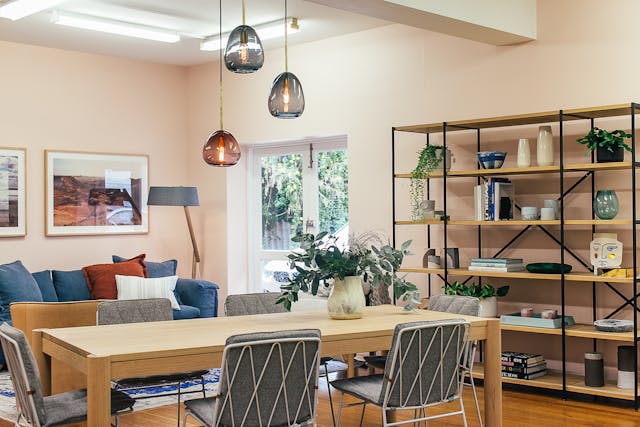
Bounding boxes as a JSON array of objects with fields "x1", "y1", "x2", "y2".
[
  {"x1": 0, "y1": 147, "x2": 26, "y2": 237},
  {"x1": 45, "y1": 150, "x2": 149, "y2": 236}
]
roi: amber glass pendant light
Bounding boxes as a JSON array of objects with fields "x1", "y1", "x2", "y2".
[
  {"x1": 224, "y1": 0, "x2": 264, "y2": 73},
  {"x1": 268, "y1": 0, "x2": 304, "y2": 118},
  {"x1": 203, "y1": 0, "x2": 241, "y2": 167}
]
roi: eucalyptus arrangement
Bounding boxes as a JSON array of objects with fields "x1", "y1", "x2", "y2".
[
  {"x1": 576, "y1": 127, "x2": 631, "y2": 162},
  {"x1": 410, "y1": 144, "x2": 447, "y2": 220},
  {"x1": 277, "y1": 232, "x2": 420, "y2": 313},
  {"x1": 443, "y1": 281, "x2": 509, "y2": 299}
]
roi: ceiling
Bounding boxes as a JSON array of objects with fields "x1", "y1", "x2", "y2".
[{"x1": 0, "y1": 0, "x2": 391, "y2": 66}]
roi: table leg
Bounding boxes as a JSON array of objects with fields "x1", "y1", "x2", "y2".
[
  {"x1": 484, "y1": 319, "x2": 502, "y2": 427},
  {"x1": 344, "y1": 353, "x2": 355, "y2": 377},
  {"x1": 31, "y1": 330, "x2": 51, "y2": 396},
  {"x1": 87, "y1": 356, "x2": 111, "y2": 427}
]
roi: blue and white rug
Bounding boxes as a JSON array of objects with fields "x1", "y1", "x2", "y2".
[{"x1": 0, "y1": 368, "x2": 220, "y2": 422}]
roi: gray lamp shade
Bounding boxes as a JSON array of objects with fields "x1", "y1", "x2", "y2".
[
  {"x1": 268, "y1": 72, "x2": 305, "y2": 118},
  {"x1": 147, "y1": 186, "x2": 199, "y2": 206},
  {"x1": 224, "y1": 25, "x2": 264, "y2": 73}
]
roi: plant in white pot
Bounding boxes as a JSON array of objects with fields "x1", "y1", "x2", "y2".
[
  {"x1": 277, "y1": 232, "x2": 420, "y2": 319},
  {"x1": 443, "y1": 281, "x2": 509, "y2": 317}
]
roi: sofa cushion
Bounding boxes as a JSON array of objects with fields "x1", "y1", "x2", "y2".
[
  {"x1": 115, "y1": 275, "x2": 180, "y2": 310},
  {"x1": 112, "y1": 255, "x2": 177, "y2": 278},
  {"x1": 172, "y1": 305, "x2": 200, "y2": 320},
  {"x1": 0, "y1": 261, "x2": 43, "y2": 322},
  {"x1": 83, "y1": 255, "x2": 147, "y2": 300},
  {"x1": 31, "y1": 270, "x2": 59, "y2": 302},
  {"x1": 52, "y1": 270, "x2": 90, "y2": 301}
]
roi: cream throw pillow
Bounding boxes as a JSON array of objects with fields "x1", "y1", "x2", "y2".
[{"x1": 115, "y1": 275, "x2": 180, "y2": 310}]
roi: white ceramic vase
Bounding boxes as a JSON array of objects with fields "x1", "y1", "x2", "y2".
[
  {"x1": 478, "y1": 296, "x2": 498, "y2": 318},
  {"x1": 327, "y1": 276, "x2": 366, "y2": 319},
  {"x1": 536, "y1": 126, "x2": 554, "y2": 166},
  {"x1": 517, "y1": 138, "x2": 531, "y2": 167}
]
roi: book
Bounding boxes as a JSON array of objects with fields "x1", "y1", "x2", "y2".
[
  {"x1": 474, "y1": 185, "x2": 483, "y2": 221},
  {"x1": 501, "y1": 351, "x2": 545, "y2": 365},
  {"x1": 488, "y1": 178, "x2": 510, "y2": 220},
  {"x1": 502, "y1": 362, "x2": 547, "y2": 374},
  {"x1": 494, "y1": 181, "x2": 515, "y2": 221},
  {"x1": 470, "y1": 262, "x2": 524, "y2": 268},
  {"x1": 501, "y1": 370, "x2": 548, "y2": 380},
  {"x1": 469, "y1": 265, "x2": 524, "y2": 272},
  {"x1": 472, "y1": 258, "x2": 523, "y2": 264}
]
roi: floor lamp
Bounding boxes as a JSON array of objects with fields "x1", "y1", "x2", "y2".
[{"x1": 147, "y1": 186, "x2": 200, "y2": 279}]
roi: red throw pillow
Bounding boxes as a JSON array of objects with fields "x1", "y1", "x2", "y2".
[{"x1": 82, "y1": 254, "x2": 147, "y2": 299}]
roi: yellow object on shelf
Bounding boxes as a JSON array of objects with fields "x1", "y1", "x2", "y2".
[{"x1": 600, "y1": 268, "x2": 635, "y2": 278}]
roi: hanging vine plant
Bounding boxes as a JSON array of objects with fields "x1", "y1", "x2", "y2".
[{"x1": 409, "y1": 144, "x2": 447, "y2": 220}]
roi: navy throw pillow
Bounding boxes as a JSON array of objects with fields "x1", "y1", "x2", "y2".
[
  {"x1": 0, "y1": 261, "x2": 43, "y2": 322},
  {"x1": 31, "y1": 270, "x2": 59, "y2": 302},
  {"x1": 112, "y1": 255, "x2": 178, "y2": 278},
  {"x1": 52, "y1": 270, "x2": 90, "y2": 301}
]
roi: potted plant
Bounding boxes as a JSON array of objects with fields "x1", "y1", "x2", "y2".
[
  {"x1": 277, "y1": 232, "x2": 420, "y2": 319},
  {"x1": 576, "y1": 127, "x2": 632, "y2": 163},
  {"x1": 409, "y1": 144, "x2": 451, "y2": 220},
  {"x1": 443, "y1": 281, "x2": 509, "y2": 317}
]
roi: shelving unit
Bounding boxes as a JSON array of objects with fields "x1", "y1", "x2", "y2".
[{"x1": 392, "y1": 103, "x2": 640, "y2": 406}]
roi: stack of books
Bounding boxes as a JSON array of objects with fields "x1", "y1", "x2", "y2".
[
  {"x1": 469, "y1": 258, "x2": 524, "y2": 272},
  {"x1": 501, "y1": 351, "x2": 547, "y2": 380},
  {"x1": 474, "y1": 178, "x2": 515, "y2": 221}
]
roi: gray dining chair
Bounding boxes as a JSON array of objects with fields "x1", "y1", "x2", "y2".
[
  {"x1": 182, "y1": 329, "x2": 322, "y2": 427},
  {"x1": 0, "y1": 322, "x2": 134, "y2": 427},
  {"x1": 331, "y1": 319, "x2": 471, "y2": 427},
  {"x1": 225, "y1": 292, "x2": 347, "y2": 426},
  {"x1": 97, "y1": 299, "x2": 208, "y2": 427}
]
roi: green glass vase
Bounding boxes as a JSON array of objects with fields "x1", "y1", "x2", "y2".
[{"x1": 593, "y1": 190, "x2": 619, "y2": 220}]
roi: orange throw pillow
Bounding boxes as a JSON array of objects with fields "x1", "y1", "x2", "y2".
[{"x1": 82, "y1": 254, "x2": 147, "y2": 299}]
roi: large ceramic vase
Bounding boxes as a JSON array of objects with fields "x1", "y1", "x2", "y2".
[
  {"x1": 536, "y1": 126, "x2": 554, "y2": 166},
  {"x1": 593, "y1": 190, "x2": 619, "y2": 220},
  {"x1": 478, "y1": 296, "x2": 498, "y2": 317},
  {"x1": 327, "y1": 276, "x2": 366, "y2": 320}
]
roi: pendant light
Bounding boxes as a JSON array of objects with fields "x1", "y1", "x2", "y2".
[
  {"x1": 203, "y1": 0, "x2": 241, "y2": 167},
  {"x1": 224, "y1": 0, "x2": 264, "y2": 73},
  {"x1": 268, "y1": 0, "x2": 304, "y2": 118}
]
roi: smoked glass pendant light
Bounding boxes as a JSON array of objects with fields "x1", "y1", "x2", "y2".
[
  {"x1": 224, "y1": 0, "x2": 264, "y2": 73},
  {"x1": 203, "y1": 0, "x2": 241, "y2": 167},
  {"x1": 268, "y1": 0, "x2": 304, "y2": 118}
]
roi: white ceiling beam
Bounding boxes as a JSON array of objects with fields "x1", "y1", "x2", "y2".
[{"x1": 305, "y1": 0, "x2": 536, "y2": 45}]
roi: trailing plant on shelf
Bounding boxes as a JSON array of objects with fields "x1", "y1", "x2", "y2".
[
  {"x1": 576, "y1": 127, "x2": 631, "y2": 162},
  {"x1": 277, "y1": 231, "x2": 420, "y2": 312},
  {"x1": 409, "y1": 144, "x2": 447, "y2": 220},
  {"x1": 443, "y1": 281, "x2": 509, "y2": 299}
]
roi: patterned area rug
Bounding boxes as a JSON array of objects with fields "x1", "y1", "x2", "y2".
[{"x1": 0, "y1": 368, "x2": 220, "y2": 422}]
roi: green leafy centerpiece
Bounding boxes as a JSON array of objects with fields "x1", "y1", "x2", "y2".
[
  {"x1": 576, "y1": 127, "x2": 631, "y2": 163},
  {"x1": 277, "y1": 232, "x2": 420, "y2": 319},
  {"x1": 443, "y1": 281, "x2": 509, "y2": 317}
]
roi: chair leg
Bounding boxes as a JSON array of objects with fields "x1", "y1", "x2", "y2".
[
  {"x1": 460, "y1": 395, "x2": 468, "y2": 427},
  {"x1": 336, "y1": 392, "x2": 345, "y2": 427},
  {"x1": 176, "y1": 382, "x2": 182, "y2": 427},
  {"x1": 182, "y1": 409, "x2": 190, "y2": 427},
  {"x1": 358, "y1": 402, "x2": 366, "y2": 427},
  {"x1": 325, "y1": 367, "x2": 337, "y2": 427},
  {"x1": 469, "y1": 374, "x2": 483, "y2": 427},
  {"x1": 201, "y1": 375, "x2": 207, "y2": 398}
]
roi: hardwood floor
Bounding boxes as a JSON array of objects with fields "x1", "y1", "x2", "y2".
[{"x1": 4, "y1": 376, "x2": 640, "y2": 426}]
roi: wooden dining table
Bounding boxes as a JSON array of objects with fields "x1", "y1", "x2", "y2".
[{"x1": 36, "y1": 304, "x2": 502, "y2": 426}]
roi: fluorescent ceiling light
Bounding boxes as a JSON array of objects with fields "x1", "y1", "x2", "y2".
[
  {"x1": 0, "y1": 0, "x2": 65, "y2": 21},
  {"x1": 51, "y1": 11, "x2": 180, "y2": 43},
  {"x1": 201, "y1": 17, "x2": 299, "y2": 52}
]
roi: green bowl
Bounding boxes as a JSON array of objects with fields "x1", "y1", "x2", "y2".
[{"x1": 526, "y1": 263, "x2": 572, "y2": 274}]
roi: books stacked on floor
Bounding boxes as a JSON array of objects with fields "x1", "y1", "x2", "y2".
[
  {"x1": 469, "y1": 258, "x2": 524, "y2": 272},
  {"x1": 474, "y1": 178, "x2": 515, "y2": 221},
  {"x1": 501, "y1": 351, "x2": 547, "y2": 380}
]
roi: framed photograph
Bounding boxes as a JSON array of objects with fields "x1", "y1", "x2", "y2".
[
  {"x1": 45, "y1": 150, "x2": 149, "y2": 236},
  {"x1": 0, "y1": 147, "x2": 26, "y2": 237}
]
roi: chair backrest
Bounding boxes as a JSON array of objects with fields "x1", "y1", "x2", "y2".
[
  {"x1": 224, "y1": 292, "x2": 287, "y2": 316},
  {"x1": 96, "y1": 298, "x2": 173, "y2": 325},
  {"x1": 380, "y1": 319, "x2": 470, "y2": 409},
  {"x1": 0, "y1": 322, "x2": 46, "y2": 426},
  {"x1": 428, "y1": 294, "x2": 480, "y2": 316},
  {"x1": 213, "y1": 329, "x2": 321, "y2": 427}
]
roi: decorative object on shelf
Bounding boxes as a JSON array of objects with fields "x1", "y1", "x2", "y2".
[
  {"x1": 224, "y1": 0, "x2": 264, "y2": 73},
  {"x1": 617, "y1": 346, "x2": 635, "y2": 389},
  {"x1": 584, "y1": 352, "x2": 605, "y2": 387},
  {"x1": 517, "y1": 138, "x2": 531, "y2": 167},
  {"x1": 600, "y1": 267, "x2": 635, "y2": 278},
  {"x1": 416, "y1": 199, "x2": 435, "y2": 220},
  {"x1": 469, "y1": 257, "x2": 524, "y2": 272},
  {"x1": 594, "y1": 319, "x2": 634, "y2": 332},
  {"x1": 277, "y1": 232, "x2": 420, "y2": 316},
  {"x1": 477, "y1": 150, "x2": 506, "y2": 169},
  {"x1": 443, "y1": 281, "x2": 509, "y2": 318},
  {"x1": 45, "y1": 150, "x2": 149, "y2": 236},
  {"x1": 593, "y1": 189, "x2": 619, "y2": 220},
  {"x1": 520, "y1": 307, "x2": 534, "y2": 317},
  {"x1": 540, "y1": 309, "x2": 558, "y2": 319},
  {"x1": 0, "y1": 147, "x2": 26, "y2": 237},
  {"x1": 590, "y1": 233, "x2": 622, "y2": 275},
  {"x1": 422, "y1": 248, "x2": 435, "y2": 268},
  {"x1": 268, "y1": 0, "x2": 304, "y2": 118},
  {"x1": 576, "y1": 127, "x2": 631, "y2": 163},
  {"x1": 543, "y1": 199, "x2": 559, "y2": 220},
  {"x1": 147, "y1": 186, "x2": 200, "y2": 279},
  {"x1": 203, "y1": 0, "x2": 241, "y2": 167},
  {"x1": 443, "y1": 247, "x2": 460, "y2": 268},
  {"x1": 500, "y1": 312, "x2": 575, "y2": 328},
  {"x1": 427, "y1": 255, "x2": 441, "y2": 269},
  {"x1": 520, "y1": 206, "x2": 539, "y2": 220},
  {"x1": 536, "y1": 125, "x2": 554, "y2": 166},
  {"x1": 409, "y1": 144, "x2": 451, "y2": 220},
  {"x1": 540, "y1": 207, "x2": 556, "y2": 221},
  {"x1": 525, "y1": 263, "x2": 572, "y2": 274}
]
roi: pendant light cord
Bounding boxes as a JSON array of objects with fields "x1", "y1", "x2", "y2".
[
  {"x1": 284, "y1": 0, "x2": 288, "y2": 73},
  {"x1": 219, "y1": 0, "x2": 223, "y2": 129},
  {"x1": 242, "y1": 0, "x2": 246, "y2": 25}
]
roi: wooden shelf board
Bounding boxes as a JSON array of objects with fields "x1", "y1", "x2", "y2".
[
  {"x1": 564, "y1": 103, "x2": 639, "y2": 120},
  {"x1": 400, "y1": 267, "x2": 445, "y2": 275},
  {"x1": 500, "y1": 323, "x2": 637, "y2": 342},
  {"x1": 395, "y1": 219, "x2": 632, "y2": 226},
  {"x1": 395, "y1": 220, "x2": 444, "y2": 225}
]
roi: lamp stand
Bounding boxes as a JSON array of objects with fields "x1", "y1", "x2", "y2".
[{"x1": 183, "y1": 206, "x2": 201, "y2": 279}]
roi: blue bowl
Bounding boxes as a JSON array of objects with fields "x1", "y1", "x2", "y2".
[{"x1": 477, "y1": 151, "x2": 506, "y2": 169}]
